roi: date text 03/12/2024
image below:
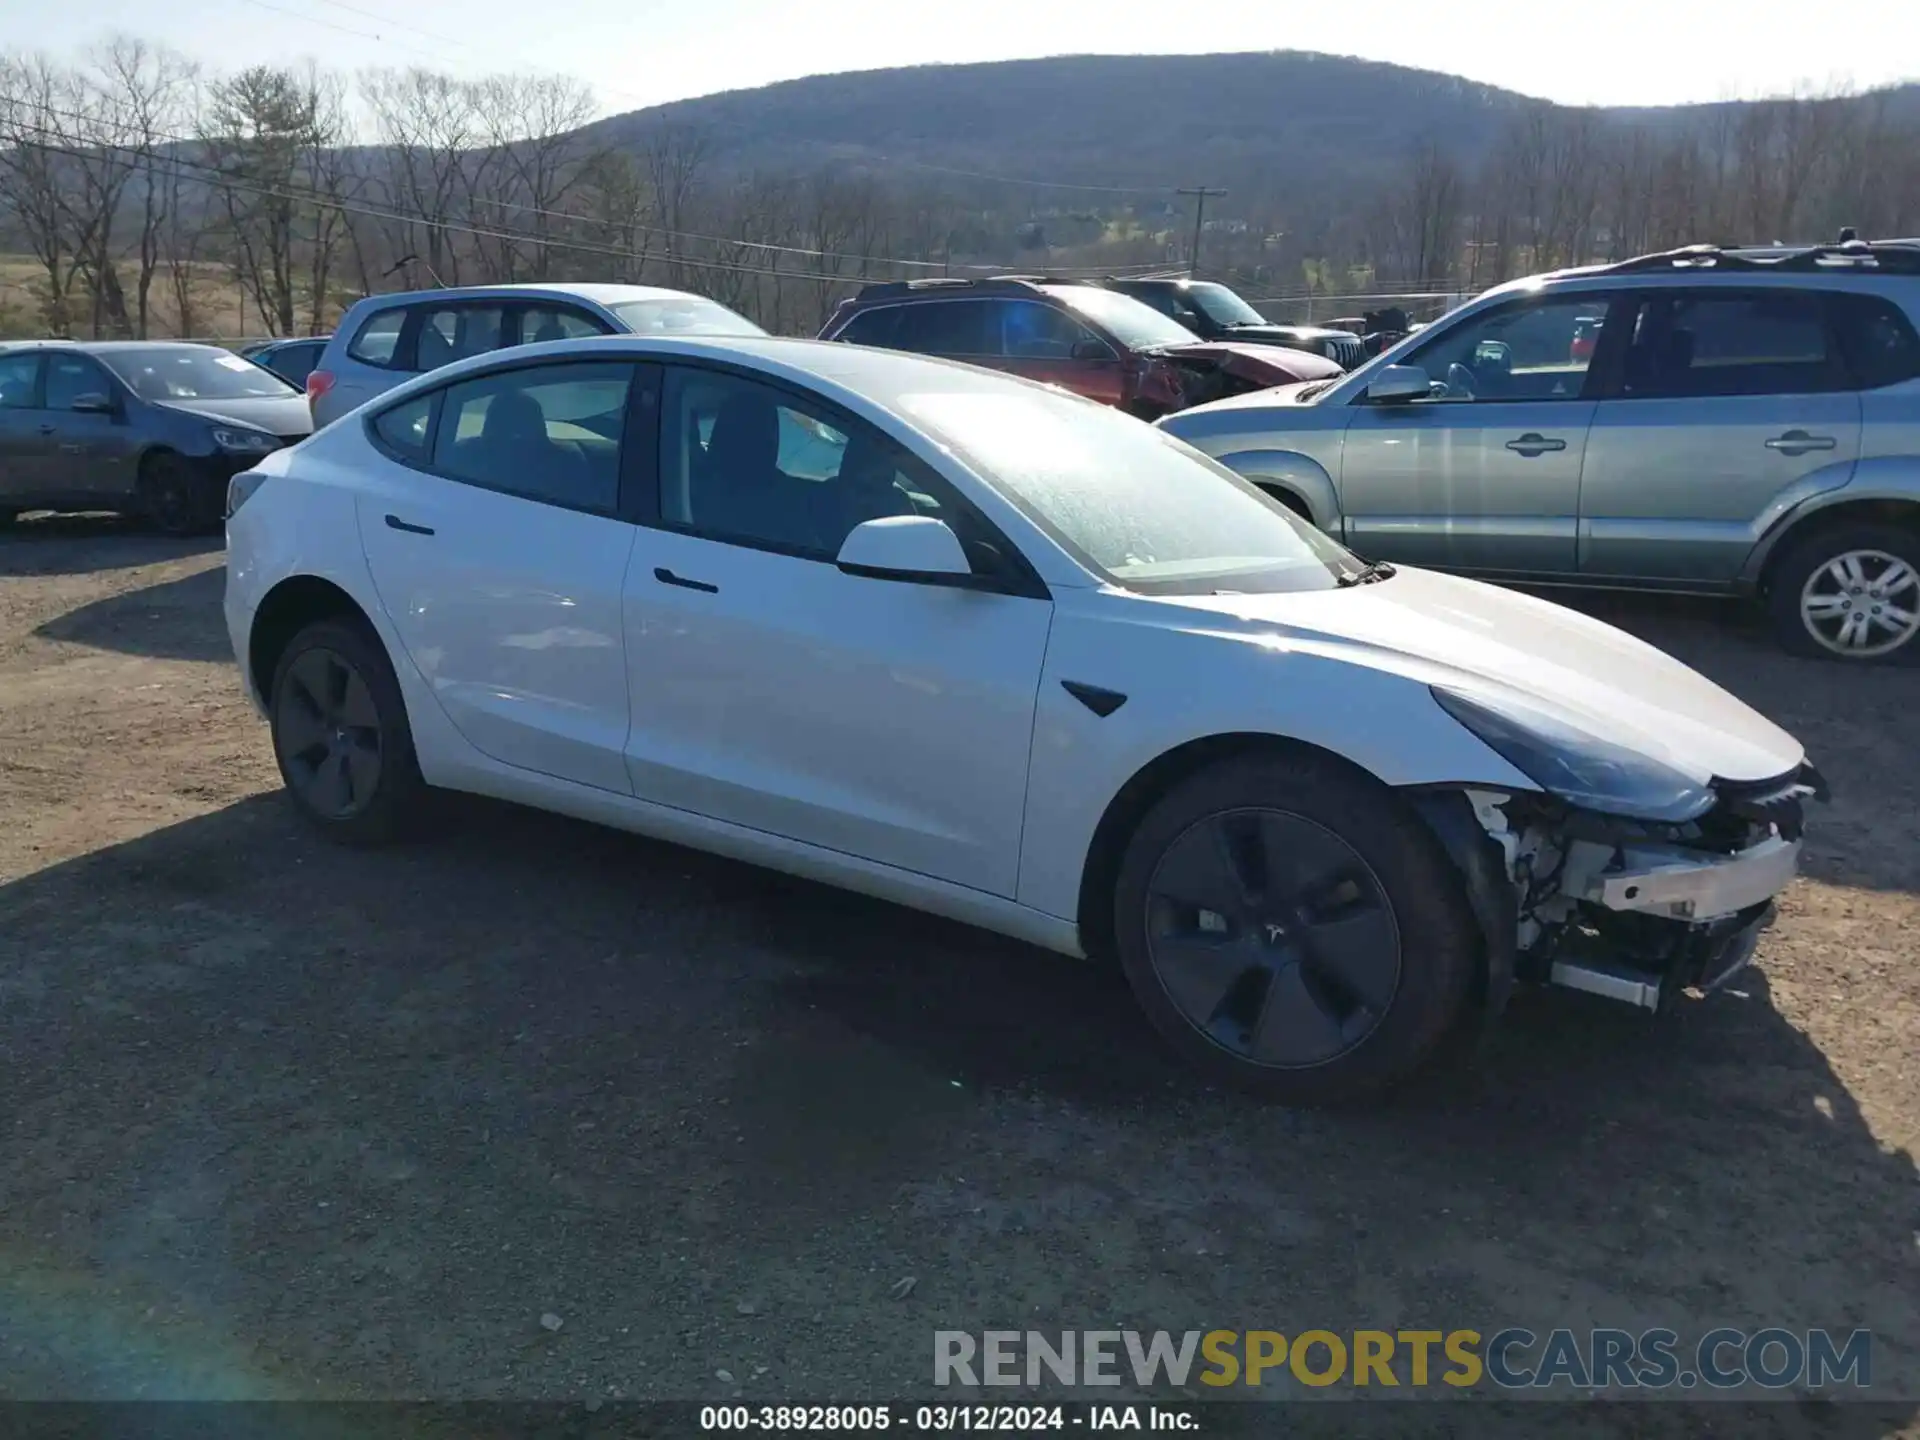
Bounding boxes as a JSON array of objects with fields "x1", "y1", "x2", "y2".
[{"x1": 699, "y1": 1405, "x2": 1195, "y2": 1431}]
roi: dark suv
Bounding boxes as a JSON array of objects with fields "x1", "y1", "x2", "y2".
[
  {"x1": 818, "y1": 276, "x2": 1338, "y2": 419},
  {"x1": 1102, "y1": 278, "x2": 1366, "y2": 370}
]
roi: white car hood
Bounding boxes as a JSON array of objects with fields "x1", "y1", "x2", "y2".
[{"x1": 1168, "y1": 566, "x2": 1803, "y2": 785}]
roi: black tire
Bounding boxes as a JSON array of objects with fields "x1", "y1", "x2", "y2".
[
  {"x1": 1124, "y1": 400, "x2": 1168, "y2": 423},
  {"x1": 1112, "y1": 753, "x2": 1479, "y2": 1103},
  {"x1": 1765, "y1": 522, "x2": 1920, "y2": 663},
  {"x1": 269, "y1": 618, "x2": 425, "y2": 845},
  {"x1": 138, "y1": 451, "x2": 221, "y2": 535}
]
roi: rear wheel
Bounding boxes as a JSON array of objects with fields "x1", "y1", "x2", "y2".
[
  {"x1": 1767, "y1": 523, "x2": 1920, "y2": 662},
  {"x1": 269, "y1": 618, "x2": 424, "y2": 845},
  {"x1": 138, "y1": 451, "x2": 220, "y2": 535},
  {"x1": 1112, "y1": 753, "x2": 1478, "y2": 1103}
]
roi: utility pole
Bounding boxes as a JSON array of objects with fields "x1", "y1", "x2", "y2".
[{"x1": 1178, "y1": 186, "x2": 1228, "y2": 278}]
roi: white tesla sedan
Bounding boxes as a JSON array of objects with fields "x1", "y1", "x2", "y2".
[{"x1": 225, "y1": 335, "x2": 1822, "y2": 1102}]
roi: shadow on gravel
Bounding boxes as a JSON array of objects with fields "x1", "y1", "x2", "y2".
[
  {"x1": 31, "y1": 567, "x2": 230, "y2": 663},
  {"x1": 0, "y1": 512, "x2": 220, "y2": 576},
  {"x1": 1, "y1": 787, "x2": 1915, "y2": 1422}
]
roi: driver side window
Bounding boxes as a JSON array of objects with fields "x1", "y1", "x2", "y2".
[
  {"x1": 658, "y1": 367, "x2": 973, "y2": 561},
  {"x1": 44, "y1": 354, "x2": 115, "y2": 411},
  {"x1": 1401, "y1": 295, "x2": 1614, "y2": 403}
]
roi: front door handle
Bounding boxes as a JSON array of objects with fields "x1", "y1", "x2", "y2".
[
  {"x1": 655, "y1": 566, "x2": 718, "y2": 594},
  {"x1": 1505, "y1": 433, "x2": 1567, "y2": 456},
  {"x1": 36, "y1": 423, "x2": 55, "y2": 435},
  {"x1": 1765, "y1": 430, "x2": 1838, "y2": 456},
  {"x1": 384, "y1": 513, "x2": 434, "y2": 535}
]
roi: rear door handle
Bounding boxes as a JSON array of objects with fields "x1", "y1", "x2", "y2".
[
  {"x1": 1765, "y1": 430, "x2": 1837, "y2": 455},
  {"x1": 655, "y1": 567, "x2": 718, "y2": 593},
  {"x1": 1505, "y1": 433, "x2": 1567, "y2": 456},
  {"x1": 384, "y1": 513, "x2": 434, "y2": 535},
  {"x1": 36, "y1": 424, "x2": 55, "y2": 435}
]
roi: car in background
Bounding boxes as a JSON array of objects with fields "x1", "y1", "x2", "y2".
[
  {"x1": 242, "y1": 335, "x2": 330, "y2": 389},
  {"x1": 818, "y1": 276, "x2": 1338, "y2": 420},
  {"x1": 1158, "y1": 238, "x2": 1920, "y2": 662},
  {"x1": 225, "y1": 332, "x2": 1817, "y2": 1103},
  {"x1": 0, "y1": 340, "x2": 310, "y2": 533},
  {"x1": 308, "y1": 283, "x2": 765, "y2": 428},
  {"x1": 1101, "y1": 277, "x2": 1366, "y2": 369}
]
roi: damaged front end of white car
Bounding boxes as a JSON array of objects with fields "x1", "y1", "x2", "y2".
[{"x1": 1408, "y1": 685, "x2": 1828, "y2": 1018}]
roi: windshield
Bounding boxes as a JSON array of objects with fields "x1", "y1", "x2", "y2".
[
  {"x1": 896, "y1": 386, "x2": 1356, "y2": 594},
  {"x1": 1047, "y1": 287, "x2": 1200, "y2": 351},
  {"x1": 102, "y1": 346, "x2": 298, "y2": 401},
  {"x1": 608, "y1": 297, "x2": 765, "y2": 337},
  {"x1": 1186, "y1": 283, "x2": 1268, "y2": 328}
]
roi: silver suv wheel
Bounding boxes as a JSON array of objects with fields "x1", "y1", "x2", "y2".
[{"x1": 1798, "y1": 549, "x2": 1920, "y2": 657}]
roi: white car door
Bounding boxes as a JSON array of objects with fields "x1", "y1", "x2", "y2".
[
  {"x1": 353, "y1": 358, "x2": 642, "y2": 795},
  {"x1": 621, "y1": 364, "x2": 1054, "y2": 897}
]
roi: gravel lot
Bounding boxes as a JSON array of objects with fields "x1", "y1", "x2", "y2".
[{"x1": 2, "y1": 516, "x2": 1916, "y2": 1432}]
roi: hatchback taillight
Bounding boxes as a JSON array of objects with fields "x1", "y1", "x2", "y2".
[{"x1": 305, "y1": 368, "x2": 334, "y2": 402}]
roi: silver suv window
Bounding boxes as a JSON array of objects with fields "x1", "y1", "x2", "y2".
[
  {"x1": 347, "y1": 308, "x2": 406, "y2": 367},
  {"x1": 1399, "y1": 294, "x2": 1611, "y2": 403},
  {"x1": 1617, "y1": 291, "x2": 1844, "y2": 399}
]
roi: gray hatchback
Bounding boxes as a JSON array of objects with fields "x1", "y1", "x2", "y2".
[
  {"x1": 308, "y1": 282, "x2": 764, "y2": 429},
  {"x1": 1159, "y1": 240, "x2": 1920, "y2": 661}
]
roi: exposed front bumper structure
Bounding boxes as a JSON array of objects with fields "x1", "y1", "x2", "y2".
[{"x1": 1437, "y1": 769, "x2": 1821, "y2": 1014}]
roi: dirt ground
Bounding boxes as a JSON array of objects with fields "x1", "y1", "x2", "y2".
[{"x1": 2, "y1": 516, "x2": 1916, "y2": 1432}]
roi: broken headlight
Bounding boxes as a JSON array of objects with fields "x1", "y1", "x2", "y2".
[{"x1": 1432, "y1": 686, "x2": 1715, "y2": 823}]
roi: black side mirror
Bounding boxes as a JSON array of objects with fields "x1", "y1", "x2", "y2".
[
  {"x1": 68, "y1": 392, "x2": 116, "y2": 414},
  {"x1": 1070, "y1": 339, "x2": 1113, "y2": 362}
]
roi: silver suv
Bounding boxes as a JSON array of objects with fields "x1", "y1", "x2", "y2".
[
  {"x1": 1159, "y1": 240, "x2": 1920, "y2": 662},
  {"x1": 307, "y1": 283, "x2": 762, "y2": 428}
]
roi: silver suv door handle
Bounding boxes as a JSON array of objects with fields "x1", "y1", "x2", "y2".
[
  {"x1": 1505, "y1": 433, "x2": 1567, "y2": 456},
  {"x1": 1765, "y1": 430, "x2": 1837, "y2": 456}
]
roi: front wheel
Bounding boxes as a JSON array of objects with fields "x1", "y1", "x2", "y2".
[
  {"x1": 1112, "y1": 753, "x2": 1479, "y2": 1103},
  {"x1": 1767, "y1": 523, "x2": 1920, "y2": 662},
  {"x1": 138, "y1": 451, "x2": 221, "y2": 535},
  {"x1": 269, "y1": 618, "x2": 426, "y2": 845}
]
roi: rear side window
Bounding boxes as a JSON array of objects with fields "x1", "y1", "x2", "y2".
[
  {"x1": 265, "y1": 342, "x2": 322, "y2": 386},
  {"x1": 516, "y1": 306, "x2": 609, "y2": 346},
  {"x1": 835, "y1": 306, "x2": 902, "y2": 348},
  {"x1": 895, "y1": 300, "x2": 998, "y2": 357},
  {"x1": 429, "y1": 361, "x2": 631, "y2": 512},
  {"x1": 1830, "y1": 293, "x2": 1920, "y2": 389},
  {"x1": 371, "y1": 392, "x2": 436, "y2": 461},
  {"x1": 416, "y1": 306, "x2": 506, "y2": 372},
  {"x1": 1619, "y1": 292, "x2": 1843, "y2": 398},
  {"x1": 347, "y1": 309, "x2": 406, "y2": 367}
]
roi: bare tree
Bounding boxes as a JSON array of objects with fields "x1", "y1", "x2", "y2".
[
  {"x1": 0, "y1": 52, "x2": 79, "y2": 334},
  {"x1": 91, "y1": 36, "x2": 197, "y2": 337},
  {"x1": 361, "y1": 67, "x2": 480, "y2": 287}
]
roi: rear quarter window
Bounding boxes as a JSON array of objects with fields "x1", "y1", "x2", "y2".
[
  {"x1": 1831, "y1": 292, "x2": 1920, "y2": 389},
  {"x1": 369, "y1": 391, "x2": 437, "y2": 461},
  {"x1": 347, "y1": 308, "x2": 407, "y2": 368}
]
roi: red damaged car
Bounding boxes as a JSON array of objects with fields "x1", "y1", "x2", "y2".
[{"x1": 818, "y1": 276, "x2": 1339, "y2": 420}]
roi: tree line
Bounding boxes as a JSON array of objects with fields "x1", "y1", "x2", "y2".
[{"x1": 3, "y1": 37, "x2": 1918, "y2": 342}]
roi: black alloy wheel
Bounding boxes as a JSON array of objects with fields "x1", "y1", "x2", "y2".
[
  {"x1": 1112, "y1": 754, "x2": 1478, "y2": 1102},
  {"x1": 1144, "y1": 808, "x2": 1399, "y2": 1068},
  {"x1": 269, "y1": 618, "x2": 425, "y2": 844}
]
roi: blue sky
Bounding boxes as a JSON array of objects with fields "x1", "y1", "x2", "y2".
[{"x1": 4, "y1": 0, "x2": 1914, "y2": 115}]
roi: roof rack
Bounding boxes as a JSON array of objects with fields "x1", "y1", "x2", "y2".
[{"x1": 1594, "y1": 234, "x2": 1920, "y2": 278}]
